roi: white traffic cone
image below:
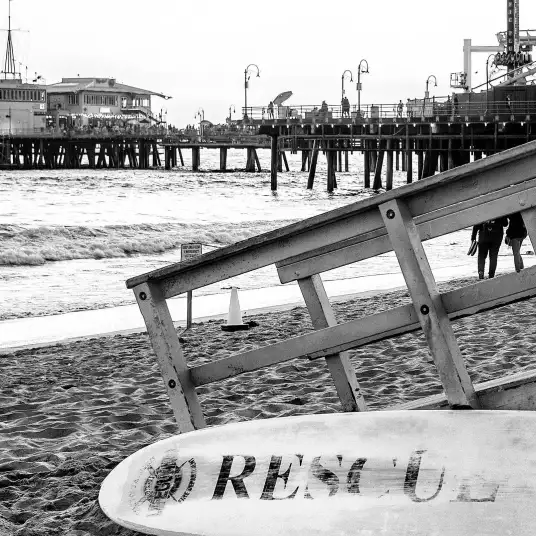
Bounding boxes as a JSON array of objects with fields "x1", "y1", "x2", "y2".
[{"x1": 221, "y1": 287, "x2": 250, "y2": 332}]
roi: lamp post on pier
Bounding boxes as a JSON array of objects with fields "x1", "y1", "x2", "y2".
[
  {"x1": 356, "y1": 59, "x2": 369, "y2": 117},
  {"x1": 228, "y1": 104, "x2": 235, "y2": 123},
  {"x1": 425, "y1": 74, "x2": 437, "y2": 98},
  {"x1": 243, "y1": 64, "x2": 260, "y2": 120},
  {"x1": 424, "y1": 75, "x2": 437, "y2": 117},
  {"x1": 486, "y1": 54, "x2": 495, "y2": 113},
  {"x1": 341, "y1": 69, "x2": 353, "y2": 100},
  {"x1": 195, "y1": 107, "x2": 204, "y2": 137}
]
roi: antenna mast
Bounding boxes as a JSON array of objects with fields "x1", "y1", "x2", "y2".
[{"x1": 3, "y1": 0, "x2": 16, "y2": 78}]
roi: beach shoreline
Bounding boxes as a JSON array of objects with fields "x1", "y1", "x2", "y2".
[{"x1": 2, "y1": 273, "x2": 536, "y2": 535}]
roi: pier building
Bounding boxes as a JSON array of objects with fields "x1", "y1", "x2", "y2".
[
  {"x1": 46, "y1": 77, "x2": 171, "y2": 129},
  {"x1": 0, "y1": 0, "x2": 46, "y2": 134}
]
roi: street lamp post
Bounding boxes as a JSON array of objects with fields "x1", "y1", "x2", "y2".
[
  {"x1": 486, "y1": 54, "x2": 495, "y2": 113},
  {"x1": 228, "y1": 104, "x2": 235, "y2": 123},
  {"x1": 195, "y1": 107, "x2": 204, "y2": 137},
  {"x1": 244, "y1": 64, "x2": 260, "y2": 119},
  {"x1": 425, "y1": 75, "x2": 437, "y2": 99},
  {"x1": 341, "y1": 69, "x2": 353, "y2": 100},
  {"x1": 356, "y1": 59, "x2": 369, "y2": 116},
  {"x1": 424, "y1": 75, "x2": 437, "y2": 116}
]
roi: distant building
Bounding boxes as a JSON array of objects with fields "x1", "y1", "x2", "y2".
[
  {"x1": 0, "y1": 1, "x2": 47, "y2": 134},
  {"x1": 46, "y1": 77, "x2": 171, "y2": 129},
  {"x1": 0, "y1": 78, "x2": 47, "y2": 133}
]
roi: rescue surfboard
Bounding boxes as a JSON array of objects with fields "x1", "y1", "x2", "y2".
[{"x1": 99, "y1": 410, "x2": 536, "y2": 536}]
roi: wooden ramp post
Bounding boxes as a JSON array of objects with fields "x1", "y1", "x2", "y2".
[
  {"x1": 298, "y1": 275, "x2": 366, "y2": 411},
  {"x1": 133, "y1": 282, "x2": 205, "y2": 431},
  {"x1": 380, "y1": 199, "x2": 479, "y2": 408}
]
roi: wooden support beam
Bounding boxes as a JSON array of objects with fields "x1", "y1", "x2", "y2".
[
  {"x1": 134, "y1": 282, "x2": 206, "y2": 432},
  {"x1": 245, "y1": 147, "x2": 256, "y2": 172},
  {"x1": 192, "y1": 147, "x2": 200, "y2": 171},
  {"x1": 253, "y1": 148, "x2": 261, "y2": 171},
  {"x1": 307, "y1": 140, "x2": 319, "y2": 189},
  {"x1": 363, "y1": 141, "x2": 370, "y2": 188},
  {"x1": 301, "y1": 150, "x2": 308, "y2": 172},
  {"x1": 282, "y1": 151, "x2": 289, "y2": 172},
  {"x1": 178, "y1": 147, "x2": 184, "y2": 166},
  {"x1": 298, "y1": 275, "x2": 367, "y2": 412},
  {"x1": 327, "y1": 142, "x2": 335, "y2": 193},
  {"x1": 219, "y1": 147, "x2": 227, "y2": 171},
  {"x1": 165, "y1": 147, "x2": 171, "y2": 170},
  {"x1": 417, "y1": 145, "x2": 423, "y2": 179},
  {"x1": 344, "y1": 149, "x2": 349, "y2": 172},
  {"x1": 406, "y1": 139, "x2": 413, "y2": 183},
  {"x1": 271, "y1": 135, "x2": 278, "y2": 191},
  {"x1": 372, "y1": 140, "x2": 384, "y2": 190},
  {"x1": 380, "y1": 198, "x2": 478, "y2": 408},
  {"x1": 386, "y1": 139, "x2": 393, "y2": 191}
]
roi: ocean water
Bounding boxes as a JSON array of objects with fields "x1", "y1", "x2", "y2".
[{"x1": 0, "y1": 148, "x2": 474, "y2": 322}]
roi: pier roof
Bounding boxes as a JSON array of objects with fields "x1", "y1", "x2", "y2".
[{"x1": 46, "y1": 78, "x2": 171, "y2": 99}]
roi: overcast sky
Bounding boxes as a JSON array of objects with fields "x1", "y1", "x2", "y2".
[{"x1": 6, "y1": 0, "x2": 536, "y2": 127}]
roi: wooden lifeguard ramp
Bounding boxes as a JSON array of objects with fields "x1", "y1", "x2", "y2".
[{"x1": 126, "y1": 140, "x2": 536, "y2": 432}]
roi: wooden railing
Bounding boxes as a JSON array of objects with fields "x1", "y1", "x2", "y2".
[{"x1": 127, "y1": 140, "x2": 536, "y2": 432}]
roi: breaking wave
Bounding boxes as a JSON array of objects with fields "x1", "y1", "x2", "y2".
[{"x1": 0, "y1": 220, "x2": 297, "y2": 266}]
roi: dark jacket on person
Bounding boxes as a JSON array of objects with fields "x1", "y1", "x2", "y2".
[
  {"x1": 506, "y1": 212, "x2": 528, "y2": 240},
  {"x1": 471, "y1": 218, "x2": 508, "y2": 244}
]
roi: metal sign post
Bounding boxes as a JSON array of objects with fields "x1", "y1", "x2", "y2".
[{"x1": 181, "y1": 243, "x2": 202, "y2": 329}]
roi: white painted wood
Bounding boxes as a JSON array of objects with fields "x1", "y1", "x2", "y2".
[
  {"x1": 298, "y1": 275, "x2": 367, "y2": 412},
  {"x1": 277, "y1": 180, "x2": 536, "y2": 283},
  {"x1": 134, "y1": 282, "x2": 205, "y2": 432},
  {"x1": 380, "y1": 199, "x2": 478, "y2": 408},
  {"x1": 100, "y1": 410, "x2": 536, "y2": 536},
  {"x1": 394, "y1": 369, "x2": 536, "y2": 411},
  {"x1": 520, "y1": 207, "x2": 536, "y2": 253},
  {"x1": 190, "y1": 266, "x2": 536, "y2": 387},
  {"x1": 125, "y1": 142, "x2": 536, "y2": 298}
]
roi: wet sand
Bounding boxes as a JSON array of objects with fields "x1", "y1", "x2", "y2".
[{"x1": 2, "y1": 275, "x2": 536, "y2": 535}]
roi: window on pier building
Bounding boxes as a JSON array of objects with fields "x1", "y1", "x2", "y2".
[
  {"x1": 68, "y1": 94, "x2": 79, "y2": 105},
  {"x1": 83, "y1": 94, "x2": 118, "y2": 106}
]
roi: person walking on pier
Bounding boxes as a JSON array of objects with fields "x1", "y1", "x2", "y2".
[
  {"x1": 268, "y1": 101, "x2": 274, "y2": 119},
  {"x1": 471, "y1": 217, "x2": 508, "y2": 279},
  {"x1": 505, "y1": 212, "x2": 528, "y2": 273},
  {"x1": 397, "y1": 100, "x2": 403, "y2": 118},
  {"x1": 341, "y1": 96, "x2": 350, "y2": 118}
]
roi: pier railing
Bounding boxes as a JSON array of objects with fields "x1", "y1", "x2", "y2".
[
  {"x1": 127, "y1": 140, "x2": 536, "y2": 432},
  {"x1": 243, "y1": 100, "x2": 536, "y2": 122}
]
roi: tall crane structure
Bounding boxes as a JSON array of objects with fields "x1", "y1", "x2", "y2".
[{"x1": 451, "y1": 0, "x2": 536, "y2": 92}]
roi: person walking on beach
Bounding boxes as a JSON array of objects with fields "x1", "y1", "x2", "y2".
[
  {"x1": 506, "y1": 212, "x2": 528, "y2": 272},
  {"x1": 471, "y1": 217, "x2": 508, "y2": 279}
]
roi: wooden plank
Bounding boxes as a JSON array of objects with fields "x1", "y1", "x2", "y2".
[
  {"x1": 126, "y1": 142, "x2": 536, "y2": 294},
  {"x1": 380, "y1": 198, "x2": 478, "y2": 408},
  {"x1": 190, "y1": 266, "x2": 536, "y2": 387},
  {"x1": 277, "y1": 179, "x2": 536, "y2": 283},
  {"x1": 394, "y1": 368, "x2": 536, "y2": 411},
  {"x1": 521, "y1": 207, "x2": 536, "y2": 252},
  {"x1": 133, "y1": 282, "x2": 206, "y2": 432},
  {"x1": 298, "y1": 275, "x2": 367, "y2": 412}
]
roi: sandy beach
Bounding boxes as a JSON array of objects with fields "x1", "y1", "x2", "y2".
[{"x1": 2, "y1": 274, "x2": 536, "y2": 535}]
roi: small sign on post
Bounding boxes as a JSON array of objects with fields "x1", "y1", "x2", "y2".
[{"x1": 181, "y1": 243, "x2": 202, "y2": 329}]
